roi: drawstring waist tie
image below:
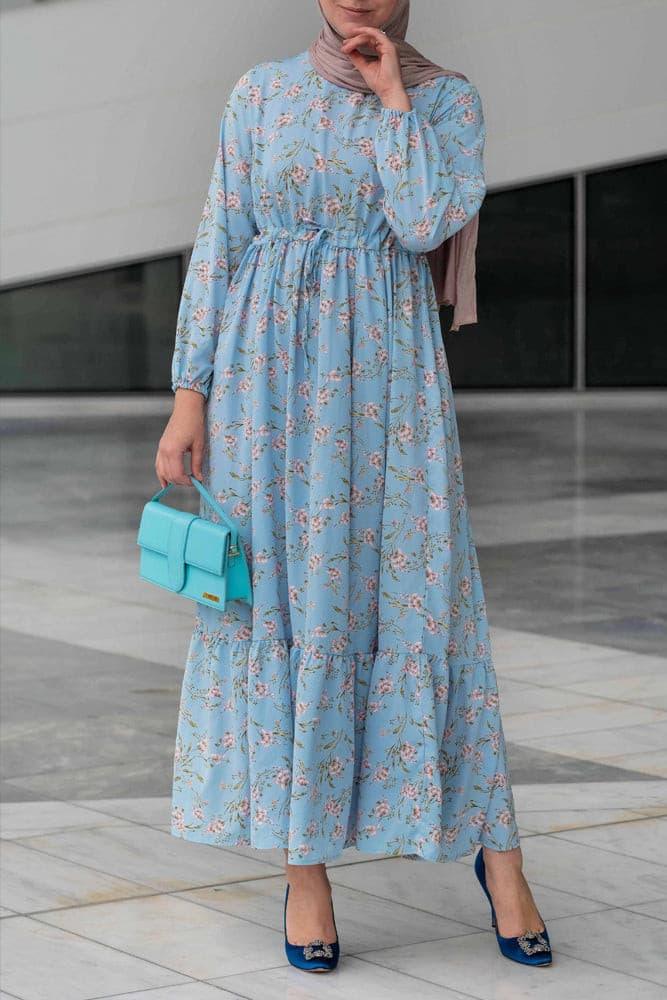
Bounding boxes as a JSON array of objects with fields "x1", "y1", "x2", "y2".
[{"x1": 250, "y1": 224, "x2": 420, "y2": 254}]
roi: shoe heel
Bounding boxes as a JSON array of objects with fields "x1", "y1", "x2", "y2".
[{"x1": 473, "y1": 846, "x2": 552, "y2": 967}]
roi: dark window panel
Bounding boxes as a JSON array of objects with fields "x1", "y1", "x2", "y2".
[
  {"x1": 0, "y1": 256, "x2": 182, "y2": 392},
  {"x1": 445, "y1": 178, "x2": 575, "y2": 389},
  {"x1": 586, "y1": 157, "x2": 667, "y2": 387}
]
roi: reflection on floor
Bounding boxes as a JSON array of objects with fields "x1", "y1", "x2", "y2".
[{"x1": 1, "y1": 390, "x2": 666, "y2": 999}]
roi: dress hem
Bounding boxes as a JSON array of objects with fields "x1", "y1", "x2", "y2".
[{"x1": 169, "y1": 822, "x2": 520, "y2": 866}]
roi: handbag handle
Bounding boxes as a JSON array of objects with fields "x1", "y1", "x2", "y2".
[{"x1": 150, "y1": 476, "x2": 241, "y2": 548}]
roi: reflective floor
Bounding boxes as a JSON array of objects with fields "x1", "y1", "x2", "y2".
[{"x1": 1, "y1": 390, "x2": 666, "y2": 999}]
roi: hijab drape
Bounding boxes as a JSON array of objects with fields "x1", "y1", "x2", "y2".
[{"x1": 308, "y1": 0, "x2": 481, "y2": 330}]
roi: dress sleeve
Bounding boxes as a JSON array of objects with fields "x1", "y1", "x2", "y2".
[
  {"x1": 171, "y1": 73, "x2": 258, "y2": 399},
  {"x1": 373, "y1": 77, "x2": 487, "y2": 253}
]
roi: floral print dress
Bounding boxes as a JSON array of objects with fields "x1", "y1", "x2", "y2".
[{"x1": 170, "y1": 48, "x2": 520, "y2": 864}]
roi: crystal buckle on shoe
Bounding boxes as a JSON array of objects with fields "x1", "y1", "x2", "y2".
[
  {"x1": 517, "y1": 929, "x2": 550, "y2": 955},
  {"x1": 303, "y1": 939, "x2": 334, "y2": 960}
]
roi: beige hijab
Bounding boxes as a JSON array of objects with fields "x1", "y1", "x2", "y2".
[{"x1": 308, "y1": 0, "x2": 481, "y2": 330}]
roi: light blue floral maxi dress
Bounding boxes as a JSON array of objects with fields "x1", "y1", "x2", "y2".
[{"x1": 170, "y1": 49, "x2": 521, "y2": 864}]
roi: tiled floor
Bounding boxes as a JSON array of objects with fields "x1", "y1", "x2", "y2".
[{"x1": 1, "y1": 390, "x2": 666, "y2": 999}]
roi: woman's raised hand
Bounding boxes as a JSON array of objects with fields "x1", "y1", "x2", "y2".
[
  {"x1": 155, "y1": 388, "x2": 206, "y2": 487},
  {"x1": 341, "y1": 26, "x2": 411, "y2": 110}
]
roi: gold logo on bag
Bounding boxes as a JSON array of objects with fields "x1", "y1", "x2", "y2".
[{"x1": 202, "y1": 592, "x2": 220, "y2": 602}]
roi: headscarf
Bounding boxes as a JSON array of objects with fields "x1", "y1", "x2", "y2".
[{"x1": 308, "y1": 0, "x2": 481, "y2": 330}]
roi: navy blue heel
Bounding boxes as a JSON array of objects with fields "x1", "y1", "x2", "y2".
[
  {"x1": 283, "y1": 882, "x2": 340, "y2": 972},
  {"x1": 474, "y1": 847, "x2": 552, "y2": 966}
]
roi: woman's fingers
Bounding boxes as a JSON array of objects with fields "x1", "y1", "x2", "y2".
[
  {"x1": 155, "y1": 448, "x2": 168, "y2": 488},
  {"x1": 340, "y1": 27, "x2": 402, "y2": 94},
  {"x1": 167, "y1": 450, "x2": 191, "y2": 486},
  {"x1": 341, "y1": 26, "x2": 388, "y2": 52},
  {"x1": 190, "y1": 434, "x2": 204, "y2": 481},
  {"x1": 155, "y1": 441, "x2": 190, "y2": 487}
]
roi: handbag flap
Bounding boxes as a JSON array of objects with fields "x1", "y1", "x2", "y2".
[
  {"x1": 137, "y1": 500, "x2": 231, "y2": 586},
  {"x1": 137, "y1": 502, "x2": 197, "y2": 591},
  {"x1": 184, "y1": 516, "x2": 230, "y2": 575},
  {"x1": 137, "y1": 501, "x2": 196, "y2": 553}
]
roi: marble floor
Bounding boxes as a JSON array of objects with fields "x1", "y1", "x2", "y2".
[{"x1": 1, "y1": 389, "x2": 666, "y2": 1000}]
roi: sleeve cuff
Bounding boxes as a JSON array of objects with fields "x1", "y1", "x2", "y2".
[
  {"x1": 172, "y1": 380, "x2": 209, "y2": 400},
  {"x1": 379, "y1": 105, "x2": 419, "y2": 119}
]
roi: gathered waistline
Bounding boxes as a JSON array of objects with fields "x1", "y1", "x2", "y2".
[{"x1": 251, "y1": 224, "x2": 421, "y2": 254}]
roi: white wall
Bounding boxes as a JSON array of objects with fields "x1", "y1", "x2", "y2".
[{"x1": 2, "y1": 0, "x2": 666, "y2": 285}]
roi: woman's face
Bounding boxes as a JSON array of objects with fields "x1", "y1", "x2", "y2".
[{"x1": 319, "y1": 0, "x2": 399, "y2": 37}]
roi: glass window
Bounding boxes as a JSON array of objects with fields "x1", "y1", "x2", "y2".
[
  {"x1": 444, "y1": 178, "x2": 575, "y2": 389},
  {"x1": 0, "y1": 255, "x2": 182, "y2": 392},
  {"x1": 586, "y1": 157, "x2": 667, "y2": 387}
]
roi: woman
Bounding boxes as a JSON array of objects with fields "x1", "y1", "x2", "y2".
[{"x1": 156, "y1": 0, "x2": 552, "y2": 974}]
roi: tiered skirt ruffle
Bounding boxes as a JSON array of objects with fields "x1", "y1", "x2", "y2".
[{"x1": 171, "y1": 628, "x2": 520, "y2": 863}]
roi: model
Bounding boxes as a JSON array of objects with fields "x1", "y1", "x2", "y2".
[{"x1": 156, "y1": 0, "x2": 552, "y2": 974}]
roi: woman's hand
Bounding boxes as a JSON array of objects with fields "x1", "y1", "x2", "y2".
[
  {"x1": 341, "y1": 26, "x2": 412, "y2": 110},
  {"x1": 155, "y1": 388, "x2": 206, "y2": 487}
]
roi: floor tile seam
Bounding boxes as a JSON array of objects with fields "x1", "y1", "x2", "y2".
[
  {"x1": 88, "y1": 977, "x2": 272, "y2": 1000},
  {"x1": 501, "y1": 672, "x2": 667, "y2": 700},
  {"x1": 517, "y1": 812, "x2": 664, "y2": 833},
  {"x1": 0, "y1": 796, "x2": 177, "y2": 834},
  {"x1": 18, "y1": 867, "x2": 290, "y2": 920},
  {"x1": 2, "y1": 822, "x2": 139, "y2": 841},
  {"x1": 205, "y1": 964, "x2": 318, "y2": 999},
  {"x1": 503, "y1": 690, "x2": 667, "y2": 716},
  {"x1": 517, "y1": 806, "x2": 650, "y2": 815},
  {"x1": 354, "y1": 943, "x2": 667, "y2": 991},
  {"x1": 54, "y1": 984, "x2": 204, "y2": 1000},
  {"x1": 547, "y1": 828, "x2": 667, "y2": 866},
  {"x1": 547, "y1": 903, "x2": 667, "y2": 927},
  {"x1": 530, "y1": 935, "x2": 667, "y2": 989},
  {"x1": 325, "y1": 859, "x2": 614, "y2": 922},
  {"x1": 10, "y1": 913, "x2": 195, "y2": 984},
  {"x1": 511, "y1": 734, "x2": 667, "y2": 755},
  {"x1": 557, "y1": 690, "x2": 667, "y2": 710},
  {"x1": 476, "y1": 865, "x2": 642, "y2": 912},
  {"x1": 0, "y1": 716, "x2": 179, "y2": 741},
  {"x1": 1, "y1": 750, "x2": 181, "y2": 785},
  {"x1": 489, "y1": 630, "x2": 657, "y2": 662},
  {"x1": 173, "y1": 882, "x2": 490, "y2": 940},
  {"x1": 510, "y1": 736, "x2": 667, "y2": 760},
  {"x1": 622, "y1": 902, "x2": 667, "y2": 922},
  {"x1": 1, "y1": 757, "x2": 180, "y2": 788},
  {"x1": 218, "y1": 951, "x2": 488, "y2": 1000},
  {"x1": 508, "y1": 714, "x2": 667, "y2": 741},
  {"x1": 0, "y1": 836, "x2": 165, "y2": 894},
  {"x1": 0, "y1": 583, "x2": 195, "y2": 621},
  {"x1": 181, "y1": 869, "x2": 489, "y2": 928},
  {"x1": 0, "y1": 624, "x2": 189, "y2": 670},
  {"x1": 90, "y1": 982, "x2": 217, "y2": 1000},
  {"x1": 593, "y1": 750, "x2": 667, "y2": 768},
  {"x1": 350, "y1": 951, "x2": 496, "y2": 1000}
]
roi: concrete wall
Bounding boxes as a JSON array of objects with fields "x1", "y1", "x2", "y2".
[{"x1": 2, "y1": 0, "x2": 666, "y2": 285}]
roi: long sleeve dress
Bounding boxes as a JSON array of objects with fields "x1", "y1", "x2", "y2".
[{"x1": 170, "y1": 49, "x2": 521, "y2": 865}]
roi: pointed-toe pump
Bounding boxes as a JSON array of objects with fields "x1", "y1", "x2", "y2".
[
  {"x1": 474, "y1": 847, "x2": 552, "y2": 966},
  {"x1": 283, "y1": 882, "x2": 340, "y2": 973}
]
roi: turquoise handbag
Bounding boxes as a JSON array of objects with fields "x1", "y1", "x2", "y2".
[{"x1": 136, "y1": 476, "x2": 252, "y2": 609}]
